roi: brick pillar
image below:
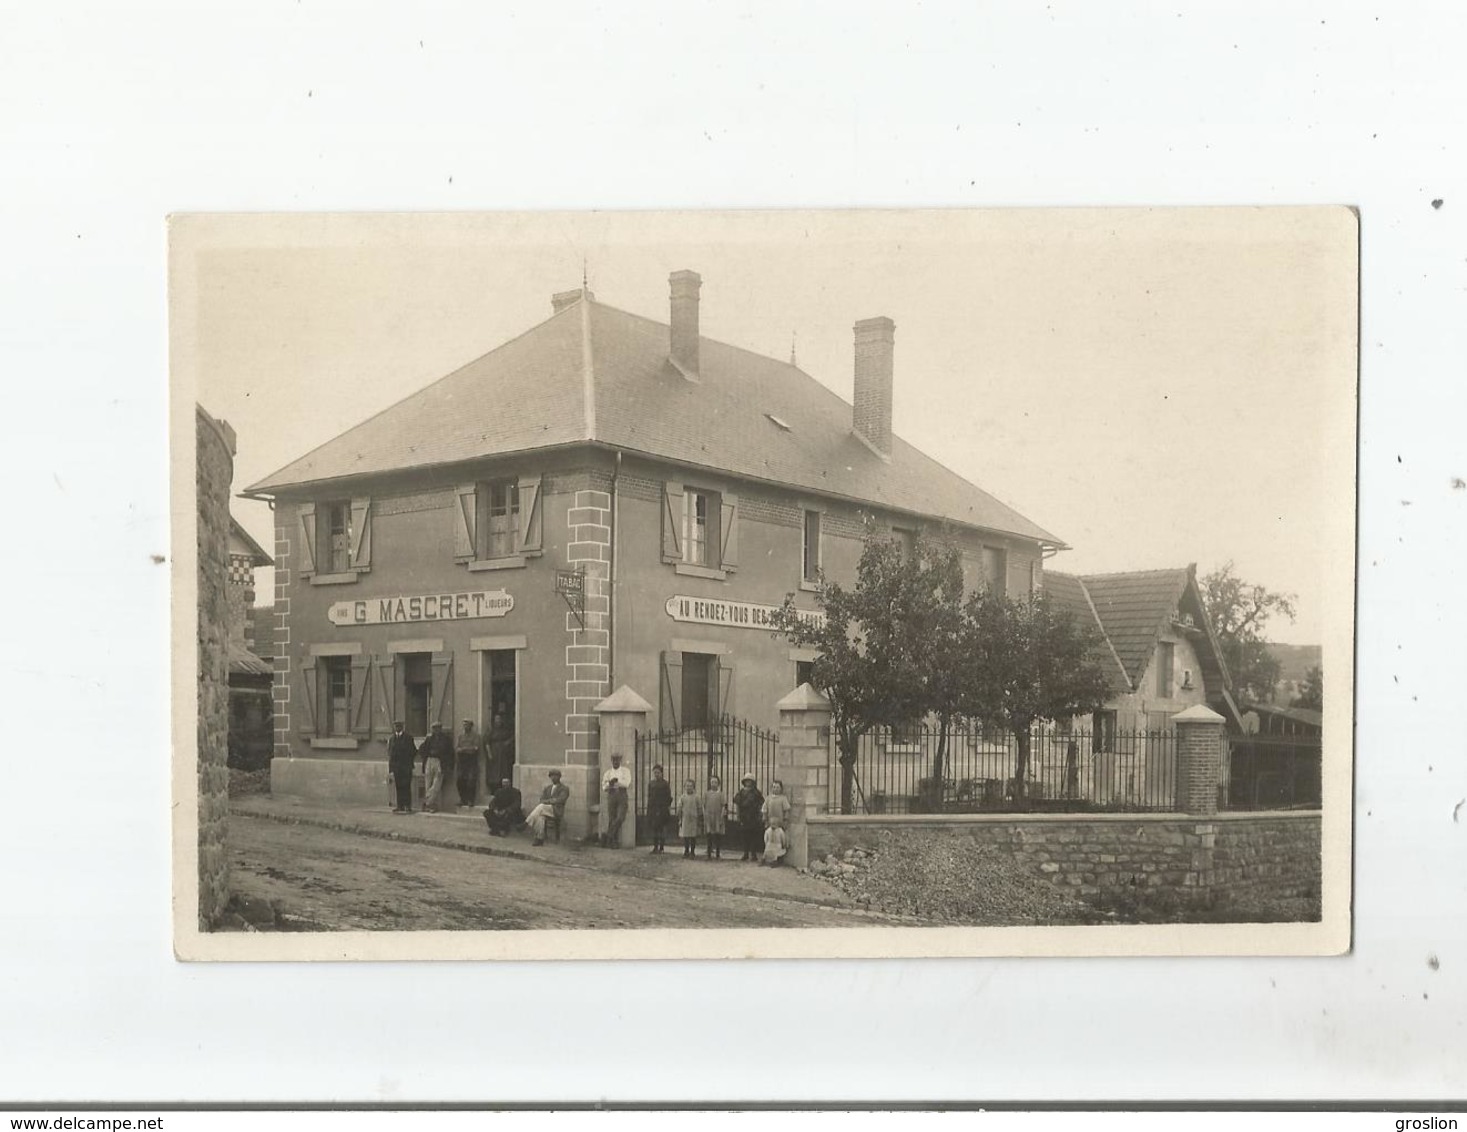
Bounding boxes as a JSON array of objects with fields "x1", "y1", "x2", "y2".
[
  {"x1": 1174, "y1": 703, "x2": 1225, "y2": 816},
  {"x1": 775, "y1": 683, "x2": 833, "y2": 870},
  {"x1": 595, "y1": 685, "x2": 652, "y2": 848}
]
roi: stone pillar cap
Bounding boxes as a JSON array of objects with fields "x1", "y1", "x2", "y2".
[
  {"x1": 776, "y1": 683, "x2": 832, "y2": 711},
  {"x1": 595, "y1": 685, "x2": 654, "y2": 713},
  {"x1": 1173, "y1": 703, "x2": 1226, "y2": 724}
]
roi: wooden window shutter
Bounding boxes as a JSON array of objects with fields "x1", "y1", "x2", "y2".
[
  {"x1": 349, "y1": 497, "x2": 372, "y2": 570},
  {"x1": 517, "y1": 474, "x2": 543, "y2": 554},
  {"x1": 374, "y1": 654, "x2": 396, "y2": 735},
  {"x1": 454, "y1": 484, "x2": 477, "y2": 562},
  {"x1": 719, "y1": 493, "x2": 739, "y2": 571},
  {"x1": 715, "y1": 657, "x2": 734, "y2": 721},
  {"x1": 430, "y1": 652, "x2": 455, "y2": 728},
  {"x1": 660, "y1": 483, "x2": 683, "y2": 563},
  {"x1": 297, "y1": 503, "x2": 317, "y2": 576},
  {"x1": 658, "y1": 650, "x2": 682, "y2": 732},
  {"x1": 350, "y1": 655, "x2": 372, "y2": 738},
  {"x1": 299, "y1": 655, "x2": 319, "y2": 735}
]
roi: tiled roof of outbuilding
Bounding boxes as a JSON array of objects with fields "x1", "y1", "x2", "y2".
[
  {"x1": 1042, "y1": 571, "x2": 1134, "y2": 696},
  {"x1": 246, "y1": 293, "x2": 1061, "y2": 545},
  {"x1": 1080, "y1": 568, "x2": 1194, "y2": 688}
]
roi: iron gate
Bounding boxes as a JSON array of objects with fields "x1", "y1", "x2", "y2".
[{"x1": 634, "y1": 715, "x2": 780, "y2": 837}]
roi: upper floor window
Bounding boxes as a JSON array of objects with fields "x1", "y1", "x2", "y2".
[
  {"x1": 683, "y1": 489, "x2": 715, "y2": 566},
  {"x1": 479, "y1": 479, "x2": 520, "y2": 560},
  {"x1": 297, "y1": 498, "x2": 372, "y2": 583},
  {"x1": 1156, "y1": 640, "x2": 1176, "y2": 697},
  {"x1": 661, "y1": 481, "x2": 739, "y2": 576},
  {"x1": 802, "y1": 510, "x2": 822, "y2": 583},
  {"x1": 454, "y1": 475, "x2": 543, "y2": 569},
  {"x1": 893, "y1": 526, "x2": 918, "y2": 559},
  {"x1": 981, "y1": 545, "x2": 1007, "y2": 597}
]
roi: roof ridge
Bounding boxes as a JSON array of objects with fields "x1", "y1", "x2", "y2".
[
  {"x1": 1080, "y1": 566, "x2": 1191, "y2": 580},
  {"x1": 245, "y1": 303, "x2": 584, "y2": 494}
]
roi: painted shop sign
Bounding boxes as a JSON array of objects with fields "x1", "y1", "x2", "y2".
[
  {"x1": 664, "y1": 595, "x2": 824, "y2": 632},
  {"x1": 328, "y1": 590, "x2": 514, "y2": 626}
]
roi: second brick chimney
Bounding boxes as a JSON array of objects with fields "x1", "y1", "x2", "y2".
[
  {"x1": 852, "y1": 316, "x2": 894, "y2": 458},
  {"x1": 669, "y1": 269, "x2": 702, "y2": 380}
]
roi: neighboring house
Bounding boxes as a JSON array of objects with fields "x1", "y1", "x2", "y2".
[
  {"x1": 243, "y1": 271, "x2": 1063, "y2": 833},
  {"x1": 1044, "y1": 564, "x2": 1241, "y2": 806},
  {"x1": 227, "y1": 516, "x2": 274, "y2": 770}
]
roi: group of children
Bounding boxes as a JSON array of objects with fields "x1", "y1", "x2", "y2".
[{"x1": 644, "y1": 766, "x2": 792, "y2": 865}]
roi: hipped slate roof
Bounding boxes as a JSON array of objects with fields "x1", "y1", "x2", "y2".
[
  {"x1": 246, "y1": 293, "x2": 1061, "y2": 545},
  {"x1": 1047, "y1": 566, "x2": 1231, "y2": 696}
]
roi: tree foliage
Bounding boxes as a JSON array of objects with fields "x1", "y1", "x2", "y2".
[
  {"x1": 772, "y1": 524, "x2": 1110, "y2": 806},
  {"x1": 1199, "y1": 561, "x2": 1297, "y2": 702},
  {"x1": 1292, "y1": 665, "x2": 1323, "y2": 711},
  {"x1": 769, "y1": 525, "x2": 963, "y2": 811},
  {"x1": 953, "y1": 592, "x2": 1113, "y2": 798}
]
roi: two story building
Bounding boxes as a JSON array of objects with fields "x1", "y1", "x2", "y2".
[{"x1": 245, "y1": 271, "x2": 1064, "y2": 837}]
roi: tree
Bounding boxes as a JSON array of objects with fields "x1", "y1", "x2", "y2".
[
  {"x1": 1292, "y1": 665, "x2": 1323, "y2": 711},
  {"x1": 770, "y1": 525, "x2": 964, "y2": 812},
  {"x1": 1199, "y1": 562, "x2": 1298, "y2": 702},
  {"x1": 954, "y1": 591, "x2": 1112, "y2": 802}
]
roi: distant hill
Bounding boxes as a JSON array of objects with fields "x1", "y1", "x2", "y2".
[{"x1": 1264, "y1": 643, "x2": 1321, "y2": 705}]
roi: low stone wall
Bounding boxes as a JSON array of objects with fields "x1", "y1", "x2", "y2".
[{"x1": 807, "y1": 811, "x2": 1320, "y2": 901}]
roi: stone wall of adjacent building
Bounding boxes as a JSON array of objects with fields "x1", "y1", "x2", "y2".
[
  {"x1": 196, "y1": 407, "x2": 235, "y2": 929},
  {"x1": 807, "y1": 811, "x2": 1321, "y2": 903}
]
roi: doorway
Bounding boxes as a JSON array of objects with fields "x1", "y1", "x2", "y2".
[{"x1": 483, "y1": 649, "x2": 518, "y2": 784}]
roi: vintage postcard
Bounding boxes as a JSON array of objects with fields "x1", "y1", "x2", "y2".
[{"x1": 172, "y1": 208, "x2": 1356, "y2": 960}]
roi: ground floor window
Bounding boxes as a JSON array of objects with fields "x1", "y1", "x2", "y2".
[
  {"x1": 322, "y1": 655, "x2": 351, "y2": 736},
  {"x1": 1092, "y1": 709, "x2": 1117, "y2": 753},
  {"x1": 795, "y1": 659, "x2": 815, "y2": 689},
  {"x1": 681, "y1": 652, "x2": 715, "y2": 730}
]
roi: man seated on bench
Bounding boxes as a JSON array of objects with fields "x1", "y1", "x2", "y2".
[
  {"x1": 483, "y1": 776, "x2": 524, "y2": 837},
  {"x1": 525, "y1": 769, "x2": 570, "y2": 846}
]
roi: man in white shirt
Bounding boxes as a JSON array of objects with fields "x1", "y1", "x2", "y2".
[{"x1": 600, "y1": 752, "x2": 633, "y2": 848}]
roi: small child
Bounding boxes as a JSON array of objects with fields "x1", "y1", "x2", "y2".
[
  {"x1": 703, "y1": 775, "x2": 727, "y2": 859},
  {"x1": 762, "y1": 823, "x2": 788, "y2": 866},
  {"x1": 762, "y1": 778, "x2": 791, "y2": 832},
  {"x1": 675, "y1": 778, "x2": 701, "y2": 858}
]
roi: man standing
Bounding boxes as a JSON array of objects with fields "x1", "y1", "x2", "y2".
[
  {"x1": 600, "y1": 751, "x2": 632, "y2": 848},
  {"x1": 488, "y1": 706, "x2": 514, "y2": 786},
  {"x1": 454, "y1": 717, "x2": 485, "y2": 809},
  {"x1": 483, "y1": 776, "x2": 524, "y2": 837},
  {"x1": 419, "y1": 721, "x2": 452, "y2": 813},
  {"x1": 386, "y1": 720, "x2": 417, "y2": 814},
  {"x1": 525, "y1": 769, "x2": 570, "y2": 846}
]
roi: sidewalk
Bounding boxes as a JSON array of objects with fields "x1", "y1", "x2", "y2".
[{"x1": 230, "y1": 794, "x2": 853, "y2": 911}]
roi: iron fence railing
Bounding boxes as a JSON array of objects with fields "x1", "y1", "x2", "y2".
[
  {"x1": 839, "y1": 722, "x2": 1182, "y2": 814},
  {"x1": 634, "y1": 715, "x2": 781, "y2": 835}
]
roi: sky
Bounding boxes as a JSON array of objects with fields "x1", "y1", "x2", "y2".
[{"x1": 182, "y1": 208, "x2": 1356, "y2": 645}]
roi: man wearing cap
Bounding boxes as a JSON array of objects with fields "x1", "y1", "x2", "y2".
[
  {"x1": 454, "y1": 717, "x2": 485, "y2": 809},
  {"x1": 386, "y1": 720, "x2": 417, "y2": 814},
  {"x1": 419, "y1": 721, "x2": 452, "y2": 813},
  {"x1": 483, "y1": 776, "x2": 523, "y2": 837},
  {"x1": 525, "y1": 769, "x2": 570, "y2": 846},
  {"x1": 600, "y1": 751, "x2": 633, "y2": 848}
]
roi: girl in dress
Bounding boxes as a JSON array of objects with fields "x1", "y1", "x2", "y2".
[
  {"x1": 732, "y1": 775, "x2": 765, "y2": 862},
  {"x1": 675, "y1": 778, "x2": 702, "y2": 858},
  {"x1": 703, "y1": 774, "x2": 727, "y2": 859},
  {"x1": 762, "y1": 778, "x2": 791, "y2": 833}
]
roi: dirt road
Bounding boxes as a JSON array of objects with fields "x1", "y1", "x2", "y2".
[{"x1": 227, "y1": 814, "x2": 896, "y2": 931}]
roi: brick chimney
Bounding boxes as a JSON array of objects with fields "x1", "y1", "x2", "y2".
[
  {"x1": 552, "y1": 288, "x2": 592, "y2": 314},
  {"x1": 669, "y1": 269, "x2": 702, "y2": 380},
  {"x1": 852, "y1": 316, "x2": 894, "y2": 458}
]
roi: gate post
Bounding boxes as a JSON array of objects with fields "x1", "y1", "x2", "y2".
[
  {"x1": 1173, "y1": 703, "x2": 1225, "y2": 816},
  {"x1": 595, "y1": 685, "x2": 652, "y2": 848},
  {"x1": 776, "y1": 683, "x2": 833, "y2": 870}
]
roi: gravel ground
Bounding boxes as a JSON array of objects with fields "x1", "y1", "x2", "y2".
[{"x1": 807, "y1": 831, "x2": 1095, "y2": 925}]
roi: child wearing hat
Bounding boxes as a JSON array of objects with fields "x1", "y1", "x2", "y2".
[
  {"x1": 732, "y1": 774, "x2": 765, "y2": 862},
  {"x1": 646, "y1": 764, "x2": 672, "y2": 854}
]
